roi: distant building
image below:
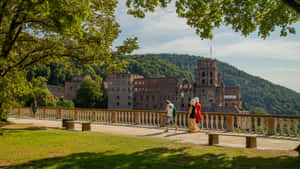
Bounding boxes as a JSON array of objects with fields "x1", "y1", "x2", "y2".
[
  {"x1": 48, "y1": 75, "x2": 91, "y2": 101},
  {"x1": 106, "y1": 74, "x2": 143, "y2": 109},
  {"x1": 106, "y1": 59, "x2": 245, "y2": 113}
]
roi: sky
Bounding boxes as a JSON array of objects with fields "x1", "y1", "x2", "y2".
[{"x1": 114, "y1": 1, "x2": 300, "y2": 93}]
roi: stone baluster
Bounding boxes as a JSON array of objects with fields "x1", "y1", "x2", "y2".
[
  {"x1": 226, "y1": 115, "x2": 233, "y2": 132},
  {"x1": 43, "y1": 107, "x2": 46, "y2": 119},
  {"x1": 236, "y1": 116, "x2": 240, "y2": 133},
  {"x1": 157, "y1": 113, "x2": 160, "y2": 126},
  {"x1": 150, "y1": 112, "x2": 153, "y2": 126},
  {"x1": 135, "y1": 112, "x2": 140, "y2": 125},
  {"x1": 206, "y1": 114, "x2": 209, "y2": 129},
  {"x1": 254, "y1": 117, "x2": 258, "y2": 133},
  {"x1": 294, "y1": 119, "x2": 298, "y2": 136},
  {"x1": 280, "y1": 118, "x2": 284, "y2": 135},
  {"x1": 287, "y1": 119, "x2": 291, "y2": 136},
  {"x1": 179, "y1": 113, "x2": 182, "y2": 128},
  {"x1": 259, "y1": 117, "x2": 264, "y2": 134},
  {"x1": 210, "y1": 115, "x2": 214, "y2": 130},
  {"x1": 247, "y1": 117, "x2": 252, "y2": 133},
  {"x1": 221, "y1": 115, "x2": 224, "y2": 130},
  {"x1": 215, "y1": 115, "x2": 219, "y2": 130}
]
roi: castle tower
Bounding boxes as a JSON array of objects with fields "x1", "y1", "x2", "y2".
[{"x1": 195, "y1": 59, "x2": 224, "y2": 110}]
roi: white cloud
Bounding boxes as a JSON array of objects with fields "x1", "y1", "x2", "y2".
[
  {"x1": 136, "y1": 36, "x2": 210, "y2": 55},
  {"x1": 217, "y1": 39, "x2": 300, "y2": 60}
]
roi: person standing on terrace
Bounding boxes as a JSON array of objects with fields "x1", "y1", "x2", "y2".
[{"x1": 164, "y1": 100, "x2": 178, "y2": 133}]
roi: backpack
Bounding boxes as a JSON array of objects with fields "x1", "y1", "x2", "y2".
[{"x1": 172, "y1": 106, "x2": 177, "y2": 118}]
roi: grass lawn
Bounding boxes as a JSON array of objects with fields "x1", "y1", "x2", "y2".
[{"x1": 0, "y1": 124, "x2": 299, "y2": 169}]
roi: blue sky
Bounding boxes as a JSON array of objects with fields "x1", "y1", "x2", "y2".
[{"x1": 115, "y1": 2, "x2": 300, "y2": 93}]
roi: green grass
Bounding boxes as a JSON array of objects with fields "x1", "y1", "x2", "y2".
[{"x1": 0, "y1": 126, "x2": 299, "y2": 169}]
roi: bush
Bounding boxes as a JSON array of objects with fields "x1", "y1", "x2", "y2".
[{"x1": 56, "y1": 97, "x2": 74, "y2": 108}]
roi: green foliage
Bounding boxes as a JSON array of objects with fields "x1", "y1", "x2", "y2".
[
  {"x1": 0, "y1": 71, "x2": 30, "y2": 121},
  {"x1": 121, "y1": 55, "x2": 193, "y2": 79},
  {"x1": 23, "y1": 77, "x2": 57, "y2": 107},
  {"x1": 75, "y1": 79, "x2": 105, "y2": 108},
  {"x1": 0, "y1": 0, "x2": 138, "y2": 117},
  {"x1": 56, "y1": 97, "x2": 74, "y2": 108},
  {"x1": 126, "y1": 0, "x2": 299, "y2": 39},
  {"x1": 134, "y1": 54, "x2": 300, "y2": 116},
  {"x1": 250, "y1": 107, "x2": 269, "y2": 115}
]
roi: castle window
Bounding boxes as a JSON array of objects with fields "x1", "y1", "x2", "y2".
[
  {"x1": 202, "y1": 80, "x2": 205, "y2": 84},
  {"x1": 146, "y1": 96, "x2": 149, "y2": 101},
  {"x1": 210, "y1": 72, "x2": 213, "y2": 77},
  {"x1": 209, "y1": 99, "x2": 213, "y2": 103},
  {"x1": 181, "y1": 104, "x2": 184, "y2": 108},
  {"x1": 117, "y1": 102, "x2": 119, "y2": 106},
  {"x1": 210, "y1": 80, "x2": 213, "y2": 84},
  {"x1": 117, "y1": 96, "x2": 119, "y2": 99},
  {"x1": 202, "y1": 72, "x2": 206, "y2": 77},
  {"x1": 152, "y1": 96, "x2": 155, "y2": 100},
  {"x1": 128, "y1": 102, "x2": 131, "y2": 106}
]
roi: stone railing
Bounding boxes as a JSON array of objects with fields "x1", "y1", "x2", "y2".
[{"x1": 9, "y1": 107, "x2": 300, "y2": 137}]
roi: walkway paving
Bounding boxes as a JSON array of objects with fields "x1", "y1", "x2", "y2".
[{"x1": 7, "y1": 118, "x2": 300, "y2": 151}]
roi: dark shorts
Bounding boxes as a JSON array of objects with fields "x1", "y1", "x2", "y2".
[{"x1": 165, "y1": 116, "x2": 175, "y2": 125}]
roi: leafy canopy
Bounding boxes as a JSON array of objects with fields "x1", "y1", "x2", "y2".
[
  {"x1": 0, "y1": 0, "x2": 138, "y2": 118},
  {"x1": 126, "y1": 0, "x2": 300, "y2": 39}
]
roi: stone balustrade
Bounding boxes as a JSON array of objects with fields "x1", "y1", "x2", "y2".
[{"x1": 8, "y1": 107, "x2": 300, "y2": 137}]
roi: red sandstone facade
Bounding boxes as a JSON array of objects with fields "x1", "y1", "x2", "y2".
[
  {"x1": 106, "y1": 59, "x2": 244, "y2": 113},
  {"x1": 106, "y1": 74, "x2": 144, "y2": 109}
]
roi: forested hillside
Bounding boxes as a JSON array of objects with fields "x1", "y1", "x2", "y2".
[{"x1": 142, "y1": 53, "x2": 300, "y2": 115}]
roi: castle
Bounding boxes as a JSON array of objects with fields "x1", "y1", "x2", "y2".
[
  {"x1": 107, "y1": 59, "x2": 246, "y2": 113},
  {"x1": 48, "y1": 75, "x2": 91, "y2": 101}
]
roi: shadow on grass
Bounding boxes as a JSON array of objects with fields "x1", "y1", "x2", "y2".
[{"x1": 3, "y1": 147, "x2": 300, "y2": 169}]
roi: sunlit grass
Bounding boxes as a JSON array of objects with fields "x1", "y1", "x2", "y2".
[{"x1": 0, "y1": 125, "x2": 299, "y2": 169}]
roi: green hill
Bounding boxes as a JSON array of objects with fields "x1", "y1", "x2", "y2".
[
  {"x1": 120, "y1": 55, "x2": 193, "y2": 79},
  {"x1": 132, "y1": 53, "x2": 300, "y2": 115}
]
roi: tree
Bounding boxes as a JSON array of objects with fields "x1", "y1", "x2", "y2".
[
  {"x1": 126, "y1": 0, "x2": 300, "y2": 39},
  {"x1": 75, "y1": 79, "x2": 104, "y2": 108},
  {"x1": 0, "y1": 0, "x2": 138, "y2": 120},
  {"x1": 56, "y1": 97, "x2": 74, "y2": 108}
]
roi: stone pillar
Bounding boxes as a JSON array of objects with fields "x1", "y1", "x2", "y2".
[
  {"x1": 92, "y1": 112, "x2": 96, "y2": 121},
  {"x1": 112, "y1": 111, "x2": 117, "y2": 123},
  {"x1": 82, "y1": 123, "x2": 91, "y2": 131},
  {"x1": 43, "y1": 108, "x2": 46, "y2": 119},
  {"x1": 74, "y1": 109, "x2": 78, "y2": 120},
  {"x1": 246, "y1": 136, "x2": 257, "y2": 148},
  {"x1": 208, "y1": 134, "x2": 219, "y2": 145},
  {"x1": 56, "y1": 108, "x2": 62, "y2": 119},
  {"x1": 267, "y1": 117, "x2": 276, "y2": 135},
  {"x1": 160, "y1": 113, "x2": 166, "y2": 127},
  {"x1": 66, "y1": 121, "x2": 75, "y2": 130},
  {"x1": 226, "y1": 115, "x2": 233, "y2": 132},
  {"x1": 135, "y1": 112, "x2": 140, "y2": 125}
]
